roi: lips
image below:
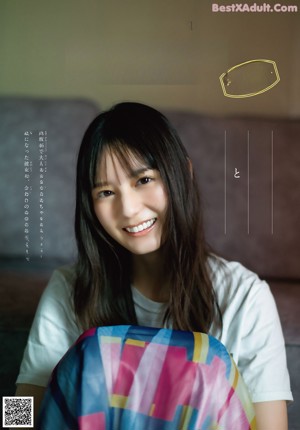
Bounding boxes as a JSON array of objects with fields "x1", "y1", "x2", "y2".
[{"x1": 124, "y1": 218, "x2": 156, "y2": 233}]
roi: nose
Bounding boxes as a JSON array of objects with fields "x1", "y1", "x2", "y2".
[{"x1": 118, "y1": 188, "x2": 141, "y2": 219}]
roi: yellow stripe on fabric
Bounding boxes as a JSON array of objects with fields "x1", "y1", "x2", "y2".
[
  {"x1": 250, "y1": 416, "x2": 257, "y2": 430},
  {"x1": 192, "y1": 332, "x2": 209, "y2": 363},
  {"x1": 126, "y1": 339, "x2": 146, "y2": 347},
  {"x1": 232, "y1": 364, "x2": 239, "y2": 390},
  {"x1": 192, "y1": 332, "x2": 202, "y2": 362},
  {"x1": 179, "y1": 405, "x2": 194, "y2": 429},
  {"x1": 110, "y1": 394, "x2": 128, "y2": 409},
  {"x1": 149, "y1": 403, "x2": 155, "y2": 416},
  {"x1": 230, "y1": 358, "x2": 256, "y2": 427},
  {"x1": 101, "y1": 336, "x2": 121, "y2": 344}
]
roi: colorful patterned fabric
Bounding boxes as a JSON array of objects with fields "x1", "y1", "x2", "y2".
[{"x1": 38, "y1": 325, "x2": 256, "y2": 430}]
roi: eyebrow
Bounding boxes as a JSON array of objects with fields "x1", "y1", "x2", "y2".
[{"x1": 93, "y1": 167, "x2": 153, "y2": 189}]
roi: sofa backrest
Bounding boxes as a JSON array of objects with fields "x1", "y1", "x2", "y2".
[
  {"x1": 0, "y1": 97, "x2": 100, "y2": 266},
  {"x1": 165, "y1": 111, "x2": 300, "y2": 279},
  {"x1": 1, "y1": 99, "x2": 299, "y2": 279}
]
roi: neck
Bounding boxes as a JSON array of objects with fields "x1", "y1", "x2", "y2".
[{"x1": 131, "y1": 249, "x2": 170, "y2": 302}]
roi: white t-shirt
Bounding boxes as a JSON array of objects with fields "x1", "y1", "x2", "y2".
[{"x1": 16, "y1": 257, "x2": 293, "y2": 403}]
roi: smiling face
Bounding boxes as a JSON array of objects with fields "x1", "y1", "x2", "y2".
[{"x1": 91, "y1": 148, "x2": 168, "y2": 256}]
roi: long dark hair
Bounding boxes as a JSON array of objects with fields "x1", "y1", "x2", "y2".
[{"x1": 74, "y1": 102, "x2": 221, "y2": 332}]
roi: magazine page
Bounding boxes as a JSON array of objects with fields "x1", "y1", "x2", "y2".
[{"x1": 0, "y1": 1, "x2": 299, "y2": 429}]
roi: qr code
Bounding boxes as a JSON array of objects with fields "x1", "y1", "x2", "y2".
[{"x1": 2, "y1": 397, "x2": 34, "y2": 428}]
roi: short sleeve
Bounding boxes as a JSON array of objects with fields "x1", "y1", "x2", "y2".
[
  {"x1": 236, "y1": 279, "x2": 292, "y2": 403},
  {"x1": 209, "y1": 258, "x2": 293, "y2": 403},
  {"x1": 16, "y1": 267, "x2": 82, "y2": 387}
]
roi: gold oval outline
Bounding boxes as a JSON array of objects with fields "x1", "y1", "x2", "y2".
[{"x1": 219, "y1": 59, "x2": 280, "y2": 98}]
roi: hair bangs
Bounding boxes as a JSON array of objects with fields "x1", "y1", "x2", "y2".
[{"x1": 92, "y1": 137, "x2": 157, "y2": 188}]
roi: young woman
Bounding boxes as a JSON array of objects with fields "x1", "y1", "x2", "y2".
[{"x1": 16, "y1": 102, "x2": 292, "y2": 429}]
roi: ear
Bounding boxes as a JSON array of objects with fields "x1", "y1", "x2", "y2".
[{"x1": 187, "y1": 158, "x2": 194, "y2": 179}]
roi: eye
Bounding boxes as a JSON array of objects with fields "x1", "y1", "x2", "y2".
[
  {"x1": 137, "y1": 176, "x2": 153, "y2": 186},
  {"x1": 97, "y1": 190, "x2": 114, "y2": 199}
]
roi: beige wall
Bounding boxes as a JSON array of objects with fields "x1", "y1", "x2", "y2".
[{"x1": 0, "y1": 0, "x2": 299, "y2": 116}]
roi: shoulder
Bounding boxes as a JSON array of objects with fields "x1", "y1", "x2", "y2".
[
  {"x1": 33, "y1": 264, "x2": 80, "y2": 335},
  {"x1": 207, "y1": 254, "x2": 270, "y2": 311},
  {"x1": 47, "y1": 264, "x2": 77, "y2": 290},
  {"x1": 38, "y1": 264, "x2": 77, "y2": 306},
  {"x1": 207, "y1": 254, "x2": 266, "y2": 288}
]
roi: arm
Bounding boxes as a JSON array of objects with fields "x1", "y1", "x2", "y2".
[
  {"x1": 254, "y1": 401, "x2": 288, "y2": 430},
  {"x1": 214, "y1": 263, "x2": 292, "y2": 428},
  {"x1": 15, "y1": 384, "x2": 46, "y2": 430}
]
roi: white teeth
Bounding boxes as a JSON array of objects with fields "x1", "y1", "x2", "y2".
[{"x1": 125, "y1": 218, "x2": 156, "y2": 233}]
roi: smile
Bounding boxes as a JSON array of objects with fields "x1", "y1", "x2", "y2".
[{"x1": 124, "y1": 218, "x2": 156, "y2": 233}]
